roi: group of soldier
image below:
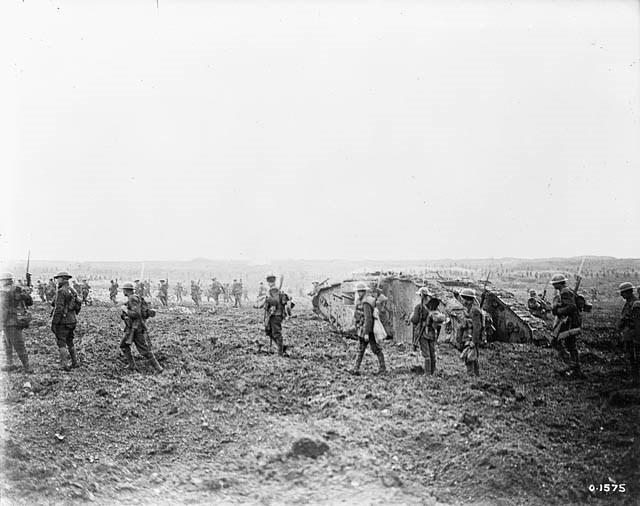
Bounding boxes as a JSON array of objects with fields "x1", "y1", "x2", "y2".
[{"x1": 1, "y1": 268, "x2": 639, "y2": 386}]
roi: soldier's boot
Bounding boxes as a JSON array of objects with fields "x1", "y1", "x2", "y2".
[
  {"x1": 423, "y1": 359, "x2": 432, "y2": 376},
  {"x1": 375, "y1": 351, "x2": 387, "y2": 375},
  {"x1": 123, "y1": 349, "x2": 137, "y2": 371},
  {"x1": 350, "y1": 349, "x2": 365, "y2": 375},
  {"x1": 148, "y1": 354, "x2": 163, "y2": 373},
  {"x1": 58, "y1": 347, "x2": 71, "y2": 371},
  {"x1": 69, "y1": 347, "x2": 79, "y2": 369}
]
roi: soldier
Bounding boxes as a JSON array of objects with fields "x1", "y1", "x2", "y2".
[
  {"x1": 264, "y1": 273, "x2": 289, "y2": 356},
  {"x1": 223, "y1": 283, "x2": 231, "y2": 303},
  {"x1": 550, "y1": 273, "x2": 584, "y2": 379},
  {"x1": 591, "y1": 286, "x2": 599, "y2": 302},
  {"x1": 258, "y1": 282, "x2": 267, "y2": 298},
  {"x1": 158, "y1": 280, "x2": 169, "y2": 307},
  {"x1": 0, "y1": 272, "x2": 34, "y2": 373},
  {"x1": 174, "y1": 282, "x2": 184, "y2": 303},
  {"x1": 211, "y1": 278, "x2": 222, "y2": 306},
  {"x1": 242, "y1": 282, "x2": 249, "y2": 303},
  {"x1": 527, "y1": 290, "x2": 550, "y2": 319},
  {"x1": 120, "y1": 282, "x2": 163, "y2": 373},
  {"x1": 617, "y1": 282, "x2": 639, "y2": 385},
  {"x1": 51, "y1": 271, "x2": 82, "y2": 370},
  {"x1": 109, "y1": 280, "x2": 119, "y2": 304},
  {"x1": 134, "y1": 279, "x2": 144, "y2": 296},
  {"x1": 458, "y1": 288, "x2": 483, "y2": 376},
  {"x1": 36, "y1": 280, "x2": 46, "y2": 303},
  {"x1": 80, "y1": 279, "x2": 92, "y2": 306},
  {"x1": 410, "y1": 287, "x2": 440, "y2": 375},
  {"x1": 45, "y1": 279, "x2": 56, "y2": 303},
  {"x1": 231, "y1": 279, "x2": 242, "y2": 308},
  {"x1": 350, "y1": 282, "x2": 387, "y2": 375},
  {"x1": 191, "y1": 281, "x2": 202, "y2": 307}
]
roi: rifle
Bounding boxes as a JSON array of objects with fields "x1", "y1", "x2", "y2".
[
  {"x1": 25, "y1": 250, "x2": 32, "y2": 288},
  {"x1": 574, "y1": 257, "x2": 586, "y2": 293},
  {"x1": 479, "y1": 271, "x2": 491, "y2": 307}
]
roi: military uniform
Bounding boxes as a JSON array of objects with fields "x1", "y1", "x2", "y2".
[
  {"x1": 551, "y1": 286, "x2": 582, "y2": 376},
  {"x1": 158, "y1": 281, "x2": 169, "y2": 307},
  {"x1": 45, "y1": 280, "x2": 56, "y2": 303},
  {"x1": 264, "y1": 287, "x2": 287, "y2": 355},
  {"x1": 80, "y1": 281, "x2": 91, "y2": 305},
  {"x1": 618, "y1": 291, "x2": 640, "y2": 384},
  {"x1": 37, "y1": 282, "x2": 46, "y2": 303},
  {"x1": 174, "y1": 283, "x2": 184, "y2": 303},
  {"x1": 527, "y1": 296, "x2": 549, "y2": 319},
  {"x1": 210, "y1": 280, "x2": 222, "y2": 304},
  {"x1": 459, "y1": 301, "x2": 483, "y2": 376},
  {"x1": 191, "y1": 283, "x2": 201, "y2": 307},
  {"x1": 120, "y1": 293, "x2": 162, "y2": 372},
  {"x1": 0, "y1": 280, "x2": 34, "y2": 373},
  {"x1": 51, "y1": 279, "x2": 82, "y2": 369},
  {"x1": 351, "y1": 290, "x2": 386, "y2": 374},
  {"x1": 232, "y1": 281, "x2": 242, "y2": 308},
  {"x1": 109, "y1": 281, "x2": 119, "y2": 304},
  {"x1": 410, "y1": 302, "x2": 438, "y2": 375}
]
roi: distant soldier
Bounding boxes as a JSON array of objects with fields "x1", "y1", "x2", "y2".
[
  {"x1": 617, "y1": 282, "x2": 639, "y2": 385},
  {"x1": 109, "y1": 280, "x2": 119, "y2": 304},
  {"x1": 80, "y1": 279, "x2": 92, "y2": 305},
  {"x1": 51, "y1": 271, "x2": 82, "y2": 370},
  {"x1": 45, "y1": 279, "x2": 56, "y2": 303},
  {"x1": 210, "y1": 278, "x2": 223, "y2": 305},
  {"x1": 591, "y1": 286, "x2": 599, "y2": 302},
  {"x1": 158, "y1": 280, "x2": 169, "y2": 307},
  {"x1": 36, "y1": 280, "x2": 46, "y2": 302},
  {"x1": 458, "y1": 288, "x2": 483, "y2": 376},
  {"x1": 410, "y1": 287, "x2": 441, "y2": 375},
  {"x1": 174, "y1": 282, "x2": 184, "y2": 303},
  {"x1": 527, "y1": 290, "x2": 550, "y2": 319},
  {"x1": 223, "y1": 283, "x2": 231, "y2": 303},
  {"x1": 134, "y1": 279, "x2": 144, "y2": 296},
  {"x1": 550, "y1": 273, "x2": 584, "y2": 379},
  {"x1": 120, "y1": 282, "x2": 163, "y2": 373},
  {"x1": 191, "y1": 281, "x2": 202, "y2": 307},
  {"x1": 257, "y1": 282, "x2": 267, "y2": 298},
  {"x1": 350, "y1": 282, "x2": 386, "y2": 375},
  {"x1": 143, "y1": 280, "x2": 152, "y2": 298},
  {"x1": 242, "y1": 282, "x2": 249, "y2": 303},
  {"x1": 264, "y1": 273, "x2": 291, "y2": 356},
  {"x1": 0, "y1": 272, "x2": 34, "y2": 373},
  {"x1": 231, "y1": 279, "x2": 242, "y2": 308}
]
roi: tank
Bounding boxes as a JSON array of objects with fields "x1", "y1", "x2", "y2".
[{"x1": 314, "y1": 275, "x2": 548, "y2": 345}]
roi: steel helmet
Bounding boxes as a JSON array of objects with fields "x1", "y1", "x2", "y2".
[
  {"x1": 265, "y1": 272, "x2": 276, "y2": 280},
  {"x1": 550, "y1": 274, "x2": 567, "y2": 285},
  {"x1": 54, "y1": 271, "x2": 72, "y2": 279},
  {"x1": 618, "y1": 282, "x2": 634, "y2": 293},
  {"x1": 0, "y1": 272, "x2": 14, "y2": 281},
  {"x1": 416, "y1": 286, "x2": 433, "y2": 297},
  {"x1": 459, "y1": 288, "x2": 476, "y2": 300},
  {"x1": 529, "y1": 289, "x2": 536, "y2": 295},
  {"x1": 355, "y1": 282, "x2": 368, "y2": 292},
  {"x1": 122, "y1": 282, "x2": 135, "y2": 290}
]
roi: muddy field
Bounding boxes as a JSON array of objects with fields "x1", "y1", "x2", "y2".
[{"x1": 1, "y1": 295, "x2": 638, "y2": 506}]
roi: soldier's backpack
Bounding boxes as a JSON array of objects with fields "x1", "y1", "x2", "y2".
[
  {"x1": 573, "y1": 291, "x2": 592, "y2": 313},
  {"x1": 140, "y1": 297, "x2": 156, "y2": 319}
]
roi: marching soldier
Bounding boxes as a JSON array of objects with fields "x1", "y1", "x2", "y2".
[
  {"x1": 36, "y1": 280, "x2": 46, "y2": 303},
  {"x1": 45, "y1": 279, "x2": 56, "y2": 303},
  {"x1": 120, "y1": 282, "x2": 163, "y2": 373},
  {"x1": 134, "y1": 279, "x2": 144, "y2": 296},
  {"x1": 458, "y1": 288, "x2": 483, "y2": 376},
  {"x1": 174, "y1": 282, "x2": 184, "y2": 303},
  {"x1": 158, "y1": 280, "x2": 169, "y2": 307},
  {"x1": 210, "y1": 278, "x2": 223, "y2": 305},
  {"x1": 617, "y1": 282, "x2": 639, "y2": 385},
  {"x1": 550, "y1": 273, "x2": 584, "y2": 379},
  {"x1": 410, "y1": 287, "x2": 441, "y2": 375},
  {"x1": 0, "y1": 272, "x2": 34, "y2": 373},
  {"x1": 80, "y1": 279, "x2": 92, "y2": 305},
  {"x1": 51, "y1": 271, "x2": 82, "y2": 370},
  {"x1": 263, "y1": 273, "x2": 290, "y2": 356},
  {"x1": 109, "y1": 280, "x2": 119, "y2": 304},
  {"x1": 350, "y1": 282, "x2": 386, "y2": 375},
  {"x1": 190, "y1": 281, "x2": 202, "y2": 307},
  {"x1": 232, "y1": 279, "x2": 242, "y2": 308}
]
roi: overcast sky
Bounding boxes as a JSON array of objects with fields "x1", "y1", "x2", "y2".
[{"x1": 2, "y1": 0, "x2": 639, "y2": 263}]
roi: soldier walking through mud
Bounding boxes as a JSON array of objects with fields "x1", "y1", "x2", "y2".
[
  {"x1": 37, "y1": 280, "x2": 46, "y2": 303},
  {"x1": 120, "y1": 282, "x2": 163, "y2": 373},
  {"x1": 158, "y1": 280, "x2": 169, "y2": 307},
  {"x1": 410, "y1": 287, "x2": 441, "y2": 375},
  {"x1": 45, "y1": 278, "x2": 56, "y2": 303},
  {"x1": 209, "y1": 278, "x2": 222, "y2": 305},
  {"x1": 174, "y1": 282, "x2": 184, "y2": 303},
  {"x1": 50, "y1": 271, "x2": 82, "y2": 370},
  {"x1": 350, "y1": 282, "x2": 386, "y2": 375},
  {"x1": 191, "y1": 281, "x2": 202, "y2": 307},
  {"x1": 458, "y1": 288, "x2": 483, "y2": 376},
  {"x1": 80, "y1": 279, "x2": 92, "y2": 306},
  {"x1": 264, "y1": 273, "x2": 290, "y2": 356},
  {"x1": 109, "y1": 280, "x2": 119, "y2": 304},
  {"x1": 617, "y1": 282, "x2": 640, "y2": 385},
  {"x1": 231, "y1": 279, "x2": 242, "y2": 308},
  {"x1": 549, "y1": 273, "x2": 584, "y2": 379},
  {"x1": 0, "y1": 272, "x2": 34, "y2": 373}
]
